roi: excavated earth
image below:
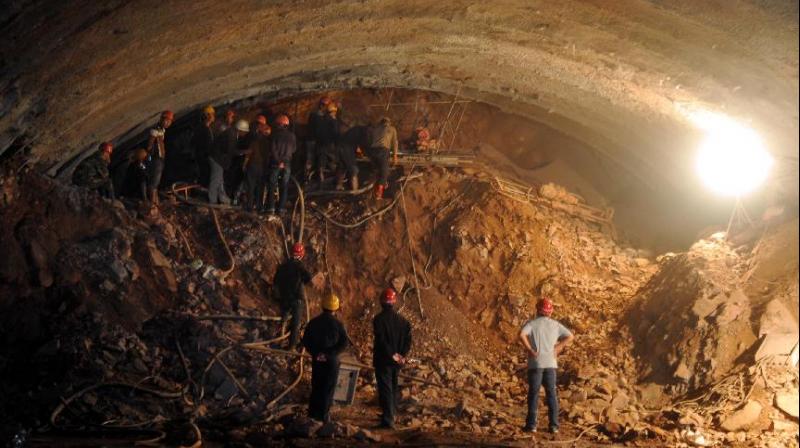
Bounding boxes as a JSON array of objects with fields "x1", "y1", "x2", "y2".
[{"x1": 0, "y1": 156, "x2": 797, "y2": 447}]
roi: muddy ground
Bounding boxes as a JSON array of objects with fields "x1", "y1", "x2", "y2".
[{"x1": 0, "y1": 156, "x2": 797, "y2": 447}]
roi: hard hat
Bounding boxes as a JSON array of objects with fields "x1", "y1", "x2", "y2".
[
  {"x1": 256, "y1": 115, "x2": 267, "y2": 125},
  {"x1": 203, "y1": 105, "x2": 215, "y2": 116},
  {"x1": 275, "y1": 114, "x2": 290, "y2": 127},
  {"x1": 536, "y1": 297, "x2": 554, "y2": 317},
  {"x1": 99, "y1": 142, "x2": 113, "y2": 154},
  {"x1": 326, "y1": 103, "x2": 338, "y2": 113},
  {"x1": 381, "y1": 288, "x2": 397, "y2": 305},
  {"x1": 235, "y1": 119, "x2": 250, "y2": 133},
  {"x1": 291, "y1": 243, "x2": 305, "y2": 259},
  {"x1": 319, "y1": 96, "x2": 332, "y2": 106},
  {"x1": 161, "y1": 110, "x2": 174, "y2": 121},
  {"x1": 322, "y1": 293, "x2": 340, "y2": 311},
  {"x1": 225, "y1": 109, "x2": 236, "y2": 118}
]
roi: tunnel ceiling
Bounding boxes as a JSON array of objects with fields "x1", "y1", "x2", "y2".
[{"x1": 1, "y1": 0, "x2": 798, "y2": 194}]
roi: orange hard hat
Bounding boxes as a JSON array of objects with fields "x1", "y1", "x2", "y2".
[
  {"x1": 291, "y1": 243, "x2": 305, "y2": 259},
  {"x1": 319, "y1": 96, "x2": 332, "y2": 106},
  {"x1": 161, "y1": 110, "x2": 174, "y2": 121},
  {"x1": 537, "y1": 297, "x2": 554, "y2": 316},
  {"x1": 256, "y1": 115, "x2": 267, "y2": 125},
  {"x1": 381, "y1": 288, "x2": 397, "y2": 305},
  {"x1": 99, "y1": 142, "x2": 113, "y2": 154},
  {"x1": 326, "y1": 103, "x2": 338, "y2": 113},
  {"x1": 275, "y1": 114, "x2": 290, "y2": 127}
]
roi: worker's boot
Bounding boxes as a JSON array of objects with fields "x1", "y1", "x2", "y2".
[{"x1": 350, "y1": 175, "x2": 359, "y2": 191}]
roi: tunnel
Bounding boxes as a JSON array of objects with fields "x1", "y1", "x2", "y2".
[{"x1": 0, "y1": 1, "x2": 798, "y2": 446}]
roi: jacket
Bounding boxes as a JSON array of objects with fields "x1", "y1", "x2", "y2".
[
  {"x1": 302, "y1": 311, "x2": 349, "y2": 360},
  {"x1": 372, "y1": 306, "x2": 412, "y2": 367},
  {"x1": 368, "y1": 124, "x2": 398, "y2": 154},
  {"x1": 273, "y1": 258, "x2": 311, "y2": 303},
  {"x1": 72, "y1": 151, "x2": 112, "y2": 191},
  {"x1": 269, "y1": 127, "x2": 297, "y2": 166},
  {"x1": 210, "y1": 127, "x2": 238, "y2": 169}
]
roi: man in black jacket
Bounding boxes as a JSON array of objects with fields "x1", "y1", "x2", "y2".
[
  {"x1": 273, "y1": 242, "x2": 312, "y2": 349},
  {"x1": 192, "y1": 105, "x2": 216, "y2": 187},
  {"x1": 302, "y1": 293, "x2": 349, "y2": 423},
  {"x1": 372, "y1": 287, "x2": 412, "y2": 428},
  {"x1": 209, "y1": 119, "x2": 248, "y2": 204},
  {"x1": 265, "y1": 114, "x2": 297, "y2": 216}
]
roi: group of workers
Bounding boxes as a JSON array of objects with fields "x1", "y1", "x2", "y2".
[
  {"x1": 72, "y1": 96, "x2": 402, "y2": 211},
  {"x1": 274, "y1": 240, "x2": 574, "y2": 433}
]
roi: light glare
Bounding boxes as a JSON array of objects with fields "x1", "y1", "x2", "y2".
[{"x1": 690, "y1": 111, "x2": 772, "y2": 197}]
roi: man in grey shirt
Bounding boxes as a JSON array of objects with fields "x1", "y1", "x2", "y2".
[{"x1": 519, "y1": 297, "x2": 574, "y2": 433}]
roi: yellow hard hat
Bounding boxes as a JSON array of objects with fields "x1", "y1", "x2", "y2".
[
  {"x1": 203, "y1": 105, "x2": 215, "y2": 116},
  {"x1": 322, "y1": 293, "x2": 340, "y2": 311},
  {"x1": 326, "y1": 103, "x2": 338, "y2": 113}
]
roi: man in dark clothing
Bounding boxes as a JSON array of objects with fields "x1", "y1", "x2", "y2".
[
  {"x1": 192, "y1": 105, "x2": 216, "y2": 187},
  {"x1": 119, "y1": 148, "x2": 149, "y2": 200},
  {"x1": 243, "y1": 115, "x2": 271, "y2": 212},
  {"x1": 372, "y1": 287, "x2": 412, "y2": 428},
  {"x1": 305, "y1": 97, "x2": 331, "y2": 183},
  {"x1": 145, "y1": 110, "x2": 174, "y2": 206},
  {"x1": 367, "y1": 116, "x2": 399, "y2": 199},
  {"x1": 335, "y1": 124, "x2": 368, "y2": 191},
  {"x1": 302, "y1": 293, "x2": 349, "y2": 423},
  {"x1": 265, "y1": 114, "x2": 297, "y2": 216},
  {"x1": 273, "y1": 242, "x2": 312, "y2": 348},
  {"x1": 73, "y1": 142, "x2": 115, "y2": 199},
  {"x1": 209, "y1": 119, "x2": 249, "y2": 204},
  {"x1": 313, "y1": 103, "x2": 341, "y2": 185}
]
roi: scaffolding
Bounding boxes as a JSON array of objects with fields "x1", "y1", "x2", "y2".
[{"x1": 367, "y1": 87, "x2": 471, "y2": 153}]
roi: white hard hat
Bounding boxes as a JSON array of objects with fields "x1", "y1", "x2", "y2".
[{"x1": 235, "y1": 119, "x2": 250, "y2": 132}]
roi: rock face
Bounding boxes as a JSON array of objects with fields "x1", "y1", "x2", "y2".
[
  {"x1": 628, "y1": 237, "x2": 758, "y2": 390},
  {"x1": 775, "y1": 392, "x2": 799, "y2": 419}
]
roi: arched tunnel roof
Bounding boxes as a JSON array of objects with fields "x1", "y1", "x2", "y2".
[{"x1": 1, "y1": 0, "x2": 798, "y2": 195}]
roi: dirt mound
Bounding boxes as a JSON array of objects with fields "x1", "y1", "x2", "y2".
[{"x1": 1, "y1": 162, "x2": 797, "y2": 447}]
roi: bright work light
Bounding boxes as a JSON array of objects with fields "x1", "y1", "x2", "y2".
[{"x1": 691, "y1": 111, "x2": 773, "y2": 197}]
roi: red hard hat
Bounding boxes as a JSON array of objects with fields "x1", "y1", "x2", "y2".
[
  {"x1": 381, "y1": 288, "x2": 397, "y2": 305},
  {"x1": 99, "y1": 142, "x2": 113, "y2": 154},
  {"x1": 275, "y1": 114, "x2": 290, "y2": 127},
  {"x1": 291, "y1": 243, "x2": 305, "y2": 259},
  {"x1": 319, "y1": 96, "x2": 332, "y2": 106},
  {"x1": 537, "y1": 297, "x2": 554, "y2": 316},
  {"x1": 161, "y1": 110, "x2": 174, "y2": 121},
  {"x1": 256, "y1": 115, "x2": 267, "y2": 125}
]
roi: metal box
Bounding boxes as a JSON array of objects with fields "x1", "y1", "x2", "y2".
[{"x1": 334, "y1": 363, "x2": 360, "y2": 405}]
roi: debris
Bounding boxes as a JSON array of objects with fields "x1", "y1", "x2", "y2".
[
  {"x1": 774, "y1": 391, "x2": 799, "y2": 419},
  {"x1": 720, "y1": 400, "x2": 762, "y2": 432}
]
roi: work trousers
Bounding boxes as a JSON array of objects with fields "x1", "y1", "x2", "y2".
[
  {"x1": 281, "y1": 299, "x2": 303, "y2": 348},
  {"x1": 244, "y1": 169, "x2": 265, "y2": 211},
  {"x1": 526, "y1": 368, "x2": 559, "y2": 430},
  {"x1": 375, "y1": 364, "x2": 400, "y2": 425},
  {"x1": 208, "y1": 157, "x2": 230, "y2": 204},
  {"x1": 336, "y1": 143, "x2": 359, "y2": 179},
  {"x1": 266, "y1": 165, "x2": 291, "y2": 213},
  {"x1": 369, "y1": 147, "x2": 390, "y2": 186},
  {"x1": 147, "y1": 158, "x2": 164, "y2": 190},
  {"x1": 309, "y1": 358, "x2": 340, "y2": 422}
]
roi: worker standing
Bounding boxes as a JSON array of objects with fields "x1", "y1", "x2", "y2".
[
  {"x1": 518, "y1": 297, "x2": 574, "y2": 434},
  {"x1": 119, "y1": 148, "x2": 149, "y2": 201},
  {"x1": 145, "y1": 110, "x2": 174, "y2": 206},
  {"x1": 72, "y1": 142, "x2": 115, "y2": 199},
  {"x1": 372, "y1": 287, "x2": 412, "y2": 429},
  {"x1": 302, "y1": 293, "x2": 349, "y2": 423},
  {"x1": 367, "y1": 116, "x2": 398, "y2": 199},
  {"x1": 208, "y1": 119, "x2": 249, "y2": 205},
  {"x1": 215, "y1": 109, "x2": 236, "y2": 136},
  {"x1": 192, "y1": 105, "x2": 216, "y2": 188},
  {"x1": 273, "y1": 242, "x2": 312, "y2": 349},
  {"x1": 306, "y1": 97, "x2": 331, "y2": 184},
  {"x1": 335, "y1": 124, "x2": 368, "y2": 191},
  {"x1": 243, "y1": 115, "x2": 271, "y2": 212},
  {"x1": 313, "y1": 102, "x2": 341, "y2": 186},
  {"x1": 265, "y1": 114, "x2": 296, "y2": 216}
]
